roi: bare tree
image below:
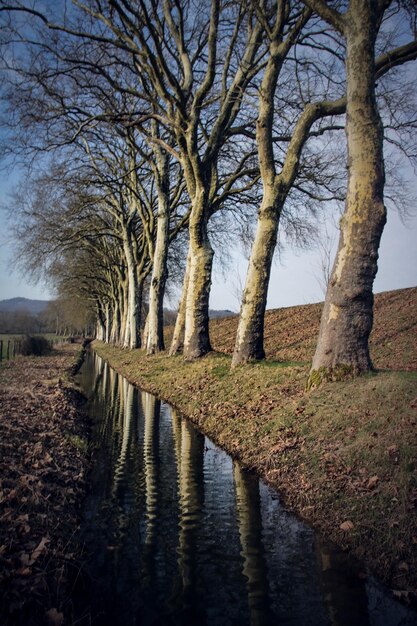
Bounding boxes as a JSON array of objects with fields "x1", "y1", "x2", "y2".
[
  {"x1": 313, "y1": 224, "x2": 336, "y2": 296},
  {"x1": 232, "y1": 1, "x2": 347, "y2": 366},
  {"x1": 302, "y1": 0, "x2": 417, "y2": 383}
]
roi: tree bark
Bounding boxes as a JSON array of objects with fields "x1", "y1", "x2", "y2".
[
  {"x1": 232, "y1": 188, "x2": 281, "y2": 365},
  {"x1": 123, "y1": 233, "x2": 141, "y2": 349},
  {"x1": 309, "y1": 2, "x2": 386, "y2": 384},
  {"x1": 105, "y1": 302, "x2": 111, "y2": 343},
  {"x1": 96, "y1": 304, "x2": 106, "y2": 341},
  {"x1": 169, "y1": 249, "x2": 191, "y2": 356},
  {"x1": 183, "y1": 194, "x2": 213, "y2": 359},
  {"x1": 110, "y1": 297, "x2": 121, "y2": 345},
  {"x1": 146, "y1": 155, "x2": 170, "y2": 355}
]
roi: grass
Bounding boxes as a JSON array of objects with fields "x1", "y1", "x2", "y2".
[
  {"x1": 65, "y1": 432, "x2": 89, "y2": 454},
  {"x1": 91, "y1": 286, "x2": 417, "y2": 600}
]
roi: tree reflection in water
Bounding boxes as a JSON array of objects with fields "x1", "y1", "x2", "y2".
[{"x1": 75, "y1": 350, "x2": 417, "y2": 626}]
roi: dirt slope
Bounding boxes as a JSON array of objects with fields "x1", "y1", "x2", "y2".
[{"x1": 209, "y1": 286, "x2": 417, "y2": 369}]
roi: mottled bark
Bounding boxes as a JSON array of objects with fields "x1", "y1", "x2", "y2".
[
  {"x1": 142, "y1": 312, "x2": 149, "y2": 348},
  {"x1": 123, "y1": 235, "x2": 141, "y2": 349},
  {"x1": 309, "y1": 1, "x2": 386, "y2": 383},
  {"x1": 169, "y1": 250, "x2": 191, "y2": 356},
  {"x1": 183, "y1": 203, "x2": 214, "y2": 359},
  {"x1": 110, "y1": 298, "x2": 121, "y2": 345},
  {"x1": 147, "y1": 156, "x2": 170, "y2": 354},
  {"x1": 96, "y1": 305, "x2": 106, "y2": 341},
  {"x1": 120, "y1": 278, "x2": 130, "y2": 347},
  {"x1": 96, "y1": 319, "x2": 105, "y2": 341},
  {"x1": 231, "y1": 28, "x2": 282, "y2": 366},
  {"x1": 104, "y1": 302, "x2": 110, "y2": 343},
  {"x1": 232, "y1": 190, "x2": 280, "y2": 365}
]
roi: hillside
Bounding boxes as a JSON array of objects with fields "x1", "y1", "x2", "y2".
[
  {"x1": 209, "y1": 286, "x2": 417, "y2": 370},
  {"x1": 0, "y1": 297, "x2": 50, "y2": 315}
]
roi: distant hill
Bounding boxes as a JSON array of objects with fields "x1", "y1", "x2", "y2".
[
  {"x1": 0, "y1": 298, "x2": 235, "y2": 320},
  {"x1": 209, "y1": 309, "x2": 236, "y2": 319},
  {"x1": 0, "y1": 298, "x2": 50, "y2": 315}
]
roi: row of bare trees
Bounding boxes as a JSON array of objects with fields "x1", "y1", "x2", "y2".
[
  {"x1": 1, "y1": 0, "x2": 416, "y2": 383},
  {"x1": 0, "y1": 299, "x2": 93, "y2": 335}
]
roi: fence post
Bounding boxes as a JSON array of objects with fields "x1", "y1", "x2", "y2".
[
  {"x1": 6, "y1": 340, "x2": 10, "y2": 360},
  {"x1": 0, "y1": 340, "x2": 2, "y2": 363}
]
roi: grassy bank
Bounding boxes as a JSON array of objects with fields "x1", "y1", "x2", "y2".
[{"x1": 93, "y1": 286, "x2": 417, "y2": 602}]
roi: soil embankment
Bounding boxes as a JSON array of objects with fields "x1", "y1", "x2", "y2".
[
  {"x1": 0, "y1": 344, "x2": 89, "y2": 626},
  {"x1": 94, "y1": 286, "x2": 417, "y2": 603}
]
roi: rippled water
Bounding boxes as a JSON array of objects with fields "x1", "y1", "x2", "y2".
[{"x1": 76, "y1": 350, "x2": 417, "y2": 626}]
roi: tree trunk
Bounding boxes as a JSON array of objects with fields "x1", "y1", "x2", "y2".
[
  {"x1": 169, "y1": 250, "x2": 191, "y2": 356},
  {"x1": 120, "y1": 286, "x2": 129, "y2": 347},
  {"x1": 146, "y1": 179, "x2": 170, "y2": 354},
  {"x1": 97, "y1": 305, "x2": 106, "y2": 341},
  {"x1": 309, "y1": 3, "x2": 386, "y2": 385},
  {"x1": 110, "y1": 298, "x2": 119, "y2": 344},
  {"x1": 105, "y1": 302, "x2": 111, "y2": 343},
  {"x1": 233, "y1": 463, "x2": 272, "y2": 623},
  {"x1": 232, "y1": 188, "x2": 281, "y2": 366},
  {"x1": 123, "y1": 235, "x2": 141, "y2": 349},
  {"x1": 142, "y1": 312, "x2": 149, "y2": 349},
  {"x1": 183, "y1": 201, "x2": 213, "y2": 359}
]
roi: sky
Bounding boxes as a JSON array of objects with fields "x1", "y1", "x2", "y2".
[
  {"x1": 1, "y1": 177, "x2": 416, "y2": 311},
  {"x1": 209, "y1": 203, "x2": 417, "y2": 312}
]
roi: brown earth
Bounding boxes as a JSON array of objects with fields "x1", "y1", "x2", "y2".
[
  {"x1": 0, "y1": 344, "x2": 89, "y2": 626},
  {"x1": 208, "y1": 286, "x2": 417, "y2": 369}
]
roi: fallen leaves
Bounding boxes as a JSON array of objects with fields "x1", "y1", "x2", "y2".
[
  {"x1": 340, "y1": 520, "x2": 355, "y2": 532},
  {"x1": 367, "y1": 475, "x2": 379, "y2": 490},
  {"x1": 46, "y1": 608, "x2": 64, "y2": 626},
  {"x1": 30, "y1": 536, "x2": 49, "y2": 564},
  {"x1": 0, "y1": 347, "x2": 88, "y2": 625}
]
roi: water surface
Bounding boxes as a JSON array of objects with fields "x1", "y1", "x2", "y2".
[{"x1": 76, "y1": 350, "x2": 417, "y2": 625}]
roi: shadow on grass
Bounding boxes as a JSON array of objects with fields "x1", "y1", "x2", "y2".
[{"x1": 255, "y1": 359, "x2": 307, "y2": 368}]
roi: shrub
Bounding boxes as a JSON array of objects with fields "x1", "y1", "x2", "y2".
[{"x1": 19, "y1": 335, "x2": 53, "y2": 356}]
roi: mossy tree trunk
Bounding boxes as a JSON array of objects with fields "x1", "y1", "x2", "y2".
[{"x1": 307, "y1": 0, "x2": 386, "y2": 384}]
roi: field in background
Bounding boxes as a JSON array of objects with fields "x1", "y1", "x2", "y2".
[{"x1": 0, "y1": 334, "x2": 66, "y2": 361}]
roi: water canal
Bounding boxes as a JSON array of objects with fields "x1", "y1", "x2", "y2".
[{"x1": 76, "y1": 350, "x2": 417, "y2": 625}]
